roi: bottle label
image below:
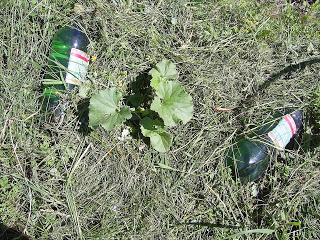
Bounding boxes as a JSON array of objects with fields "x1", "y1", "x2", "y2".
[
  {"x1": 65, "y1": 48, "x2": 89, "y2": 85},
  {"x1": 268, "y1": 115, "x2": 297, "y2": 150}
]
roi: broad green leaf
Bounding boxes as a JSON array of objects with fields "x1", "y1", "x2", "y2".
[
  {"x1": 149, "y1": 132, "x2": 171, "y2": 153},
  {"x1": 140, "y1": 117, "x2": 172, "y2": 152},
  {"x1": 140, "y1": 117, "x2": 165, "y2": 133},
  {"x1": 149, "y1": 59, "x2": 179, "y2": 80},
  {"x1": 149, "y1": 70, "x2": 163, "y2": 90},
  {"x1": 99, "y1": 106, "x2": 131, "y2": 131},
  {"x1": 89, "y1": 88, "x2": 132, "y2": 130},
  {"x1": 149, "y1": 60, "x2": 179, "y2": 90},
  {"x1": 151, "y1": 81, "x2": 193, "y2": 126}
]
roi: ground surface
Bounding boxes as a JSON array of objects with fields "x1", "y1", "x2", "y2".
[{"x1": 1, "y1": 0, "x2": 320, "y2": 239}]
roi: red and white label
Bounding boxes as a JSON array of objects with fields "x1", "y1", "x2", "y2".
[
  {"x1": 268, "y1": 115, "x2": 297, "y2": 150},
  {"x1": 65, "y1": 48, "x2": 89, "y2": 85}
]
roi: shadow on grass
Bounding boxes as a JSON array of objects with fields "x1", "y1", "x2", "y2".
[
  {"x1": 77, "y1": 98, "x2": 91, "y2": 136},
  {"x1": 262, "y1": 57, "x2": 320, "y2": 89},
  {"x1": 0, "y1": 223, "x2": 29, "y2": 240},
  {"x1": 301, "y1": 113, "x2": 320, "y2": 151},
  {"x1": 123, "y1": 71, "x2": 154, "y2": 142},
  {"x1": 241, "y1": 57, "x2": 320, "y2": 107},
  {"x1": 125, "y1": 71, "x2": 153, "y2": 110}
]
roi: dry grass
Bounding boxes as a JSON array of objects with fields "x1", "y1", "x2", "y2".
[{"x1": 1, "y1": 0, "x2": 320, "y2": 239}]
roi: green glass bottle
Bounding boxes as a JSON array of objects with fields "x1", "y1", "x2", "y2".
[
  {"x1": 42, "y1": 12, "x2": 89, "y2": 122},
  {"x1": 226, "y1": 110, "x2": 303, "y2": 184}
]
